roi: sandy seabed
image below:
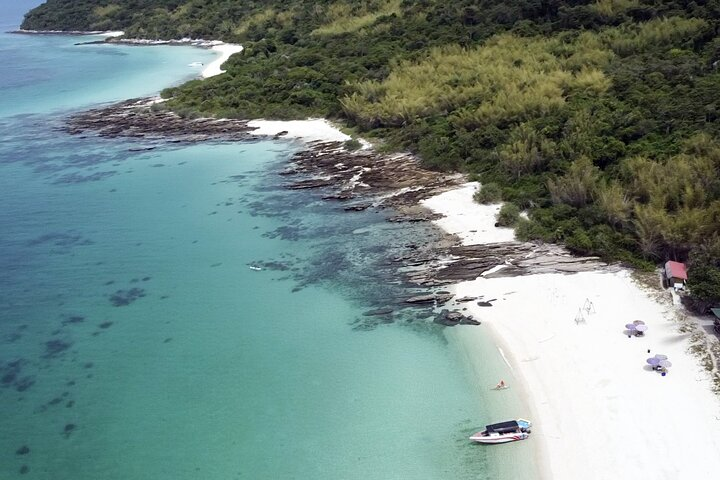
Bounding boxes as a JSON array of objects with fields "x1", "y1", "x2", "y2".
[{"x1": 424, "y1": 182, "x2": 720, "y2": 480}]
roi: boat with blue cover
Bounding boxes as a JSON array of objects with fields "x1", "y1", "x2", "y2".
[{"x1": 469, "y1": 419, "x2": 531, "y2": 444}]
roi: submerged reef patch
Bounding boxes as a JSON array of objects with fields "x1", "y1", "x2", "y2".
[
  {"x1": 61, "y1": 315, "x2": 85, "y2": 326},
  {"x1": 1, "y1": 359, "x2": 33, "y2": 392},
  {"x1": 262, "y1": 225, "x2": 302, "y2": 241},
  {"x1": 14, "y1": 376, "x2": 35, "y2": 392},
  {"x1": 109, "y1": 288, "x2": 146, "y2": 306},
  {"x1": 53, "y1": 171, "x2": 116, "y2": 184},
  {"x1": 43, "y1": 339, "x2": 72, "y2": 358},
  {"x1": 25, "y1": 232, "x2": 94, "y2": 255},
  {"x1": 62, "y1": 423, "x2": 76, "y2": 438}
]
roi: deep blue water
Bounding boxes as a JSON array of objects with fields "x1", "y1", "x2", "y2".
[{"x1": 0, "y1": 10, "x2": 536, "y2": 480}]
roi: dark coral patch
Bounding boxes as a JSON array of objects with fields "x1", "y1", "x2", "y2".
[
  {"x1": 16, "y1": 445, "x2": 30, "y2": 455},
  {"x1": 61, "y1": 315, "x2": 85, "y2": 326},
  {"x1": 5, "y1": 332, "x2": 22, "y2": 343},
  {"x1": 19, "y1": 465, "x2": 29, "y2": 474},
  {"x1": 98, "y1": 321, "x2": 113, "y2": 329},
  {"x1": 2, "y1": 360, "x2": 34, "y2": 392},
  {"x1": 109, "y1": 288, "x2": 146, "y2": 306},
  {"x1": 43, "y1": 339, "x2": 72, "y2": 358},
  {"x1": 62, "y1": 423, "x2": 76, "y2": 438},
  {"x1": 15, "y1": 377, "x2": 35, "y2": 392}
]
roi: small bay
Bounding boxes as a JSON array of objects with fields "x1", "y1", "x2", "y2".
[{"x1": 0, "y1": 12, "x2": 537, "y2": 480}]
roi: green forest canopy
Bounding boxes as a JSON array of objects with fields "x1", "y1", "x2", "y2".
[{"x1": 22, "y1": 0, "x2": 720, "y2": 310}]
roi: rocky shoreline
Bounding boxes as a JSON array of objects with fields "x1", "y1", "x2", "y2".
[
  {"x1": 64, "y1": 97, "x2": 611, "y2": 329},
  {"x1": 66, "y1": 98, "x2": 256, "y2": 141}
]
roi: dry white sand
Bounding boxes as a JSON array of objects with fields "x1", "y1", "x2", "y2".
[
  {"x1": 246, "y1": 119, "x2": 351, "y2": 144},
  {"x1": 421, "y1": 182, "x2": 514, "y2": 245},
  {"x1": 202, "y1": 44, "x2": 243, "y2": 78},
  {"x1": 98, "y1": 31, "x2": 125, "y2": 37},
  {"x1": 424, "y1": 182, "x2": 720, "y2": 480}
]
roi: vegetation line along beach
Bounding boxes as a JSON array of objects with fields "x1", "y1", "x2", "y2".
[{"x1": 17, "y1": 1, "x2": 720, "y2": 478}]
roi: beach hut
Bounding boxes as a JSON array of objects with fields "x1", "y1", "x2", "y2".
[{"x1": 664, "y1": 261, "x2": 687, "y2": 289}]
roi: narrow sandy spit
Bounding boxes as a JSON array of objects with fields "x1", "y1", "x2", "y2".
[
  {"x1": 424, "y1": 182, "x2": 720, "y2": 480},
  {"x1": 202, "y1": 44, "x2": 243, "y2": 78}
]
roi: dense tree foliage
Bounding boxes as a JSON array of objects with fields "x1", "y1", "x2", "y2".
[{"x1": 22, "y1": 0, "x2": 720, "y2": 310}]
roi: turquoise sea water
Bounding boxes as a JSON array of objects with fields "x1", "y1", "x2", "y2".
[{"x1": 0, "y1": 12, "x2": 537, "y2": 480}]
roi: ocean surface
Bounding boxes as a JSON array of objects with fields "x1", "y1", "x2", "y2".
[{"x1": 0, "y1": 8, "x2": 537, "y2": 480}]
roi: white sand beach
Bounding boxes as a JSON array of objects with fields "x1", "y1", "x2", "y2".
[
  {"x1": 202, "y1": 44, "x2": 243, "y2": 78},
  {"x1": 421, "y1": 183, "x2": 515, "y2": 245},
  {"x1": 425, "y1": 182, "x2": 720, "y2": 479},
  {"x1": 98, "y1": 31, "x2": 124, "y2": 38},
  {"x1": 247, "y1": 119, "x2": 351, "y2": 144}
]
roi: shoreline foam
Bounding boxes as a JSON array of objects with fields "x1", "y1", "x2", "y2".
[{"x1": 424, "y1": 182, "x2": 720, "y2": 479}]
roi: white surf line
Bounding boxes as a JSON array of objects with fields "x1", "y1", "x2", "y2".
[{"x1": 496, "y1": 346, "x2": 514, "y2": 372}]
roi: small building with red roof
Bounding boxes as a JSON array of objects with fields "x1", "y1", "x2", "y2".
[{"x1": 664, "y1": 260, "x2": 688, "y2": 288}]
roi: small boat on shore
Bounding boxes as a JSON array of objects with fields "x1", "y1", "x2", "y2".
[{"x1": 469, "y1": 419, "x2": 531, "y2": 444}]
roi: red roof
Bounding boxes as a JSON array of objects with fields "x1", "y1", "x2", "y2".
[{"x1": 665, "y1": 261, "x2": 687, "y2": 280}]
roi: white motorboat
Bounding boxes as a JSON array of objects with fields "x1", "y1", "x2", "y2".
[{"x1": 469, "y1": 419, "x2": 531, "y2": 444}]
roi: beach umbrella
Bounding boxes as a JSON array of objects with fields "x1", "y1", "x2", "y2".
[
  {"x1": 633, "y1": 320, "x2": 646, "y2": 325},
  {"x1": 654, "y1": 354, "x2": 668, "y2": 360},
  {"x1": 646, "y1": 357, "x2": 661, "y2": 366},
  {"x1": 635, "y1": 324, "x2": 648, "y2": 332},
  {"x1": 659, "y1": 360, "x2": 672, "y2": 368},
  {"x1": 625, "y1": 323, "x2": 637, "y2": 330}
]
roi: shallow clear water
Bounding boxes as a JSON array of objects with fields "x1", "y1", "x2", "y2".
[
  {"x1": 0, "y1": 15, "x2": 537, "y2": 480},
  {"x1": 0, "y1": 31, "x2": 215, "y2": 117}
]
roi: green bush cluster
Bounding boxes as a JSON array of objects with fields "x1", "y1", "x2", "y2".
[
  {"x1": 496, "y1": 203, "x2": 521, "y2": 228},
  {"x1": 473, "y1": 183, "x2": 502, "y2": 204}
]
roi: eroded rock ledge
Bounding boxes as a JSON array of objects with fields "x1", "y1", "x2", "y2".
[
  {"x1": 66, "y1": 98, "x2": 256, "y2": 141},
  {"x1": 280, "y1": 142, "x2": 463, "y2": 209},
  {"x1": 402, "y1": 241, "x2": 618, "y2": 288}
]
